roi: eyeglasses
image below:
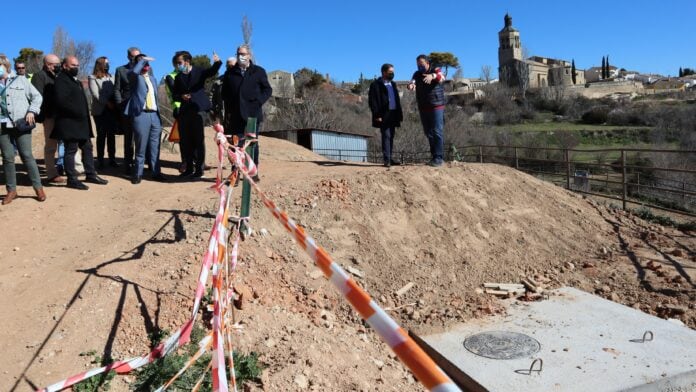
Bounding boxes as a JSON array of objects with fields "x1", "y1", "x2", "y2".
[
  {"x1": 237, "y1": 53, "x2": 249, "y2": 56},
  {"x1": 16, "y1": 67, "x2": 25, "y2": 70}
]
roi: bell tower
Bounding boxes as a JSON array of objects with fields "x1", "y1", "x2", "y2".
[{"x1": 498, "y1": 13, "x2": 522, "y2": 67}]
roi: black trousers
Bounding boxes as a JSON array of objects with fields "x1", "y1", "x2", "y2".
[
  {"x1": 179, "y1": 111, "x2": 206, "y2": 172},
  {"x1": 64, "y1": 139, "x2": 96, "y2": 181}
]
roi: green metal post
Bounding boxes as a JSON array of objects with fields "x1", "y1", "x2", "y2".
[{"x1": 240, "y1": 118, "x2": 257, "y2": 235}]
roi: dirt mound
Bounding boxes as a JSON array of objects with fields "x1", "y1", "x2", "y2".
[{"x1": 1, "y1": 131, "x2": 693, "y2": 391}]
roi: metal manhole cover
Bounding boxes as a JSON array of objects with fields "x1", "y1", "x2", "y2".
[{"x1": 463, "y1": 331, "x2": 540, "y2": 360}]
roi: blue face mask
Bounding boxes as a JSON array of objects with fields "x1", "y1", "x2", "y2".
[
  {"x1": 0, "y1": 67, "x2": 5, "y2": 77},
  {"x1": 418, "y1": 65, "x2": 427, "y2": 73},
  {"x1": 177, "y1": 64, "x2": 187, "y2": 73}
]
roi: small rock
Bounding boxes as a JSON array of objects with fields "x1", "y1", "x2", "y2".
[
  {"x1": 346, "y1": 266, "x2": 364, "y2": 278},
  {"x1": 294, "y1": 374, "x2": 309, "y2": 389},
  {"x1": 410, "y1": 311, "x2": 421, "y2": 321},
  {"x1": 372, "y1": 359, "x2": 385, "y2": 370},
  {"x1": 309, "y1": 270, "x2": 324, "y2": 280},
  {"x1": 671, "y1": 249, "x2": 685, "y2": 257},
  {"x1": 259, "y1": 228, "x2": 269, "y2": 237},
  {"x1": 13, "y1": 247, "x2": 19, "y2": 252},
  {"x1": 564, "y1": 262, "x2": 575, "y2": 270},
  {"x1": 153, "y1": 249, "x2": 162, "y2": 257},
  {"x1": 264, "y1": 338, "x2": 276, "y2": 348},
  {"x1": 609, "y1": 293, "x2": 620, "y2": 302}
]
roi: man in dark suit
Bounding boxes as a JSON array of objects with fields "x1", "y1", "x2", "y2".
[
  {"x1": 221, "y1": 44, "x2": 272, "y2": 178},
  {"x1": 52, "y1": 56, "x2": 108, "y2": 190},
  {"x1": 368, "y1": 63, "x2": 403, "y2": 167},
  {"x1": 172, "y1": 50, "x2": 222, "y2": 178},
  {"x1": 114, "y1": 47, "x2": 140, "y2": 174}
]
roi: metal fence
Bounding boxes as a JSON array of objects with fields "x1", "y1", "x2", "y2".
[{"x1": 313, "y1": 146, "x2": 696, "y2": 218}]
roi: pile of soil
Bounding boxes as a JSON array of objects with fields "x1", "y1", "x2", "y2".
[{"x1": 0, "y1": 128, "x2": 693, "y2": 391}]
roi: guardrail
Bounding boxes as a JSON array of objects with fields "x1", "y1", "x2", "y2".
[{"x1": 313, "y1": 146, "x2": 696, "y2": 218}]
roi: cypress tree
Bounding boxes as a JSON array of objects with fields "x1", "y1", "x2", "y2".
[
  {"x1": 600, "y1": 57, "x2": 604, "y2": 79},
  {"x1": 606, "y1": 55, "x2": 610, "y2": 78},
  {"x1": 679, "y1": 67, "x2": 683, "y2": 77},
  {"x1": 571, "y1": 59, "x2": 577, "y2": 84}
]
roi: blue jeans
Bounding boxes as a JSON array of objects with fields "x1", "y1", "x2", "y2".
[
  {"x1": 0, "y1": 125, "x2": 43, "y2": 190},
  {"x1": 419, "y1": 108, "x2": 444, "y2": 163},
  {"x1": 132, "y1": 111, "x2": 162, "y2": 177},
  {"x1": 380, "y1": 126, "x2": 395, "y2": 163}
]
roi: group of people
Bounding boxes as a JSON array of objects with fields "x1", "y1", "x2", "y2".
[
  {"x1": 368, "y1": 54, "x2": 446, "y2": 167},
  {"x1": 2, "y1": 48, "x2": 444, "y2": 205},
  {"x1": 0, "y1": 44, "x2": 273, "y2": 204}
]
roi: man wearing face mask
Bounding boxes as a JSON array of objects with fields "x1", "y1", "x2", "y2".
[
  {"x1": 114, "y1": 47, "x2": 140, "y2": 175},
  {"x1": 31, "y1": 54, "x2": 65, "y2": 184},
  {"x1": 368, "y1": 63, "x2": 403, "y2": 167},
  {"x1": 52, "y1": 56, "x2": 108, "y2": 190},
  {"x1": 125, "y1": 54, "x2": 164, "y2": 184},
  {"x1": 407, "y1": 54, "x2": 446, "y2": 167},
  {"x1": 220, "y1": 44, "x2": 272, "y2": 179},
  {"x1": 172, "y1": 50, "x2": 222, "y2": 178}
]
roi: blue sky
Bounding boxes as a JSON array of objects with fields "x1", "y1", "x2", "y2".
[{"x1": 5, "y1": 0, "x2": 695, "y2": 83}]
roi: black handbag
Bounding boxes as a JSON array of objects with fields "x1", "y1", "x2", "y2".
[{"x1": 12, "y1": 117, "x2": 37, "y2": 132}]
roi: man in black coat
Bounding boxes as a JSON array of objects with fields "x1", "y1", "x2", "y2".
[
  {"x1": 114, "y1": 47, "x2": 140, "y2": 174},
  {"x1": 52, "y1": 56, "x2": 108, "y2": 190},
  {"x1": 172, "y1": 50, "x2": 222, "y2": 178},
  {"x1": 368, "y1": 63, "x2": 403, "y2": 167},
  {"x1": 221, "y1": 44, "x2": 272, "y2": 174}
]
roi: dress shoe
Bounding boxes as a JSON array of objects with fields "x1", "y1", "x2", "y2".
[
  {"x1": 35, "y1": 187, "x2": 47, "y2": 202},
  {"x1": 251, "y1": 174, "x2": 260, "y2": 183},
  {"x1": 85, "y1": 175, "x2": 109, "y2": 185},
  {"x1": 47, "y1": 175, "x2": 66, "y2": 184},
  {"x1": 109, "y1": 159, "x2": 120, "y2": 167},
  {"x1": 131, "y1": 176, "x2": 142, "y2": 185},
  {"x1": 390, "y1": 159, "x2": 401, "y2": 166},
  {"x1": 190, "y1": 169, "x2": 204, "y2": 179},
  {"x1": 2, "y1": 190, "x2": 17, "y2": 205},
  {"x1": 56, "y1": 165, "x2": 65, "y2": 176},
  {"x1": 179, "y1": 169, "x2": 193, "y2": 177},
  {"x1": 384, "y1": 161, "x2": 391, "y2": 168},
  {"x1": 67, "y1": 180, "x2": 89, "y2": 190}
]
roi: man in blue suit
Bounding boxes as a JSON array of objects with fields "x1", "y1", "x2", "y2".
[{"x1": 125, "y1": 54, "x2": 164, "y2": 184}]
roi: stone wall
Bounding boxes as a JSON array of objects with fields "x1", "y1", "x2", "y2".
[{"x1": 570, "y1": 81, "x2": 644, "y2": 98}]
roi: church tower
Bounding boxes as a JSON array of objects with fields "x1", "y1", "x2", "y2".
[{"x1": 498, "y1": 13, "x2": 522, "y2": 67}]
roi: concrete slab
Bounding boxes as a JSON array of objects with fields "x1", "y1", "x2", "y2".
[{"x1": 417, "y1": 287, "x2": 696, "y2": 392}]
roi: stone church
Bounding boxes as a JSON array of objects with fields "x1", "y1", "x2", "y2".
[{"x1": 498, "y1": 14, "x2": 585, "y2": 88}]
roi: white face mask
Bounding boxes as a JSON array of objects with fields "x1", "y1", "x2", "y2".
[
  {"x1": 237, "y1": 55, "x2": 249, "y2": 66},
  {"x1": 0, "y1": 66, "x2": 5, "y2": 78}
]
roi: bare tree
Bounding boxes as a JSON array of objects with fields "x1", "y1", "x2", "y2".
[
  {"x1": 51, "y1": 26, "x2": 95, "y2": 77},
  {"x1": 52, "y1": 26, "x2": 72, "y2": 59},
  {"x1": 75, "y1": 41, "x2": 96, "y2": 77},
  {"x1": 241, "y1": 15, "x2": 253, "y2": 45},
  {"x1": 514, "y1": 60, "x2": 530, "y2": 98},
  {"x1": 480, "y1": 65, "x2": 492, "y2": 83}
]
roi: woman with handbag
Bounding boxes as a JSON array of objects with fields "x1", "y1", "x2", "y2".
[
  {"x1": 88, "y1": 56, "x2": 119, "y2": 169},
  {"x1": 0, "y1": 56, "x2": 45, "y2": 205}
]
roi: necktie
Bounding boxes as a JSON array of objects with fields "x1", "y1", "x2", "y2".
[{"x1": 144, "y1": 76, "x2": 155, "y2": 110}]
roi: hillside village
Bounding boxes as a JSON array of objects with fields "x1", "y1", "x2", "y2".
[{"x1": 267, "y1": 13, "x2": 695, "y2": 102}]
